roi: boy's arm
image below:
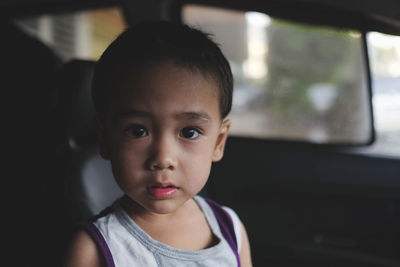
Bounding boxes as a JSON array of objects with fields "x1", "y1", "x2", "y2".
[
  {"x1": 239, "y1": 223, "x2": 253, "y2": 267},
  {"x1": 63, "y1": 230, "x2": 105, "y2": 267}
]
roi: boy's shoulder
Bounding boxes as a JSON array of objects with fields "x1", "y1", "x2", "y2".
[
  {"x1": 63, "y1": 228, "x2": 106, "y2": 267},
  {"x1": 195, "y1": 195, "x2": 242, "y2": 253}
]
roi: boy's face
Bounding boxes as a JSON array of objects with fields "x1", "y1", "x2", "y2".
[{"x1": 100, "y1": 61, "x2": 230, "y2": 215}]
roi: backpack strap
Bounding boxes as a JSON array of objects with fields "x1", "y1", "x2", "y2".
[
  {"x1": 80, "y1": 221, "x2": 116, "y2": 267},
  {"x1": 204, "y1": 198, "x2": 241, "y2": 267}
]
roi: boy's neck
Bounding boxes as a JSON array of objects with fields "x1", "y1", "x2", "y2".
[
  {"x1": 118, "y1": 195, "x2": 217, "y2": 251},
  {"x1": 119, "y1": 195, "x2": 197, "y2": 223}
]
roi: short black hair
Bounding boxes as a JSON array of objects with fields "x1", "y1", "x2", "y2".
[{"x1": 92, "y1": 20, "x2": 233, "y2": 120}]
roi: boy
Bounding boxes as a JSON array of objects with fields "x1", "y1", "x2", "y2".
[{"x1": 64, "y1": 21, "x2": 252, "y2": 267}]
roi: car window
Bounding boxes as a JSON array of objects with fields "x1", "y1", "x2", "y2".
[
  {"x1": 367, "y1": 32, "x2": 400, "y2": 156},
  {"x1": 14, "y1": 7, "x2": 127, "y2": 61},
  {"x1": 183, "y1": 4, "x2": 372, "y2": 145}
]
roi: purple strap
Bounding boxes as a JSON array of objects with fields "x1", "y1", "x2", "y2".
[
  {"x1": 81, "y1": 222, "x2": 116, "y2": 267},
  {"x1": 204, "y1": 198, "x2": 241, "y2": 267}
]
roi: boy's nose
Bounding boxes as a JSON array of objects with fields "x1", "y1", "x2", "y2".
[{"x1": 147, "y1": 137, "x2": 178, "y2": 171}]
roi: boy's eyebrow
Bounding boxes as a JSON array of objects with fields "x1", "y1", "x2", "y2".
[
  {"x1": 176, "y1": 111, "x2": 211, "y2": 122},
  {"x1": 114, "y1": 109, "x2": 211, "y2": 122}
]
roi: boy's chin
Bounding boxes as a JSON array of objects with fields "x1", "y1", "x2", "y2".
[
  {"x1": 144, "y1": 198, "x2": 192, "y2": 215},
  {"x1": 123, "y1": 195, "x2": 192, "y2": 217}
]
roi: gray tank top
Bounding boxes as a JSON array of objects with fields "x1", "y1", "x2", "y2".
[{"x1": 88, "y1": 195, "x2": 242, "y2": 266}]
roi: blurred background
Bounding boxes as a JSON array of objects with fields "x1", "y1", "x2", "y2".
[{"x1": 15, "y1": 5, "x2": 400, "y2": 155}]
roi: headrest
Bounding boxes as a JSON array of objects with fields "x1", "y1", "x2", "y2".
[
  {"x1": 56, "y1": 60, "x2": 98, "y2": 150},
  {"x1": 2, "y1": 22, "x2": 61, "y2": 84},
  {"x1": 2, "y1": 21, "x2": 62, "y2": 148}
]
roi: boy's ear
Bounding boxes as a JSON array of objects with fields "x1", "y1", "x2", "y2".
[
  {"x1": 212, "y1": 119, "x2": 231, "y2": 162},
  {"x1": 97, "y1": 119, "x2": 111, "y2": 160}
]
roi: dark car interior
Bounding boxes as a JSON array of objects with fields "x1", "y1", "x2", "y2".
[{"x1": 3, "y1": 0, "x2": 400, "y2": 266}]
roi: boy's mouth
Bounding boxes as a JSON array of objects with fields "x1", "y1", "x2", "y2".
[{"x1": 148, "y1": 183, "x2": 179, "y2": 199}]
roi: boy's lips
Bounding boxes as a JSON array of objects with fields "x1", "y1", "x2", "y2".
[{"x1": 148, "y1": 183, "x2": 179, "y2": 199}]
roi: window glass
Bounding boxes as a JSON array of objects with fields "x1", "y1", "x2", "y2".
[
  {"x1": 367, "y1": 32, "x2": 400, "y2": 156},
  {"x1": 15, "y1": 7, "x2": 127, "y2": 61},
  {"x1": 183, "y1": 5, "x2": 372, "y2": 144}
]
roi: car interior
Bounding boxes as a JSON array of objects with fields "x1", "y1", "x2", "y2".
[{"x1": 2, "y1": 0, "x2": 400, "y2": 266}]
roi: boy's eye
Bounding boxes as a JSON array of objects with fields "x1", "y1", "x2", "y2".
[
  {"x1": 180, "y1": 127, "x2": 200, "y2": 139},
  {"x1": 125, "y1": 125, "x2": 148, "y2": 138}
]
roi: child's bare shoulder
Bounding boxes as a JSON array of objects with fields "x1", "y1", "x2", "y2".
[{"x1": 63, "y1": 230, "x2": 104, "y2": 267}]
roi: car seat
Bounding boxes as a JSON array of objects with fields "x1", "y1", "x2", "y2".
[{"x1": 55, "y1": 60, "x2": 123, "y2": 226}]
